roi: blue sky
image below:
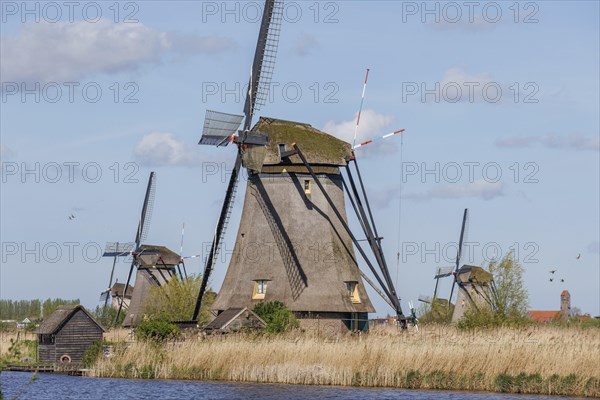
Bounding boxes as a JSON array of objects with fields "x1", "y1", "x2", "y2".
[{"x1": 1, "y1": 1, "x2": 598, "y2": 317}]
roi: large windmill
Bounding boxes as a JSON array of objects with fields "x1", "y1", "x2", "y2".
[{"x1": 192, "y1": 0, "x2": 408, "y2": 332}]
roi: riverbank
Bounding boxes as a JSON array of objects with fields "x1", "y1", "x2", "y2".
[{"x1": 89, "y1": 325, "x2": 600, "y2": 397}]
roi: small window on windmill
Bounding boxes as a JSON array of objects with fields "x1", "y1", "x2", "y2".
[
  {"x1": 345, "y1": 281, "x2": 361, "y2": 303},
  {"x1": 304, "y1": 180, "x2": 311, "y2": 195},
  {"x1": 252, "y1": 280, "x2": 268, "y2": 300}
]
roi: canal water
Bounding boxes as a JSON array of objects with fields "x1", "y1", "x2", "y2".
[{"x1": 0, "y1": 371, "x2": 577, "y2": 399}]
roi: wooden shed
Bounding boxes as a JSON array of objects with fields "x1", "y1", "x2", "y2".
[
  {"x1": 36, "y1": 305, "x2": 105, "y2": 364},
  {"x1": 204, "y1": 307, "x2": 266, "y2": 334}
]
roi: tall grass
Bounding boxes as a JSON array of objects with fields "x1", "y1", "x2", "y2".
[
  {"x1": 0, "y1": 332, "x2": 35, "y2": 356},
  {"x1": 90, "y1": 325, "x2": 600, "y2": 397}
]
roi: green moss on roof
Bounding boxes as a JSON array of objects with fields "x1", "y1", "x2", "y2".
[{"x1": 252, "y1": 117, "x2": 352, "y2": 166}]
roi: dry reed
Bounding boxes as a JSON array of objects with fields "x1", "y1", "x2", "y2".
[
  {"x1": 88, "y1": 325, "x2": 600, "y2": 397},
  {"x1": 0, "y1": 332, "x2": 35, "y2": 356}
]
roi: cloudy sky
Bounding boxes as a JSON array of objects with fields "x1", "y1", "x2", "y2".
[{"x1": 1, "y1": 1, "x2": 598, "y2": 317}]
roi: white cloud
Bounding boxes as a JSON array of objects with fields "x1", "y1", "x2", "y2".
[
  {"x1": 437, "y1": 68, "x2": 496, "y2": 103},
  {"x1": 369, "y1": 179, "x2": 503, "y2": 208},
  {"x1": 495, "y1": 133, "x2": 599, "y2": 152},
  {"x1": 294, "y1": 33, "x2": 318, "y2": 57},
  {"x1": 169, "y1": 33, "x2": 237, "y2": 55},
  {"x1": 405, "y1": 179, "x2": 504, "y2": 201},
  {"x1": 134, "y1": 132, "x2": 212, "y2": 167},
  {"x1": 1, "y1": 20, "x2": 236, "y2": 84},
  {"x1": 323, "y1": 110, "x2": 400, "y2": 157}
]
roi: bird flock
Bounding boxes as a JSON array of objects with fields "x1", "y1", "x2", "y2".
[{"x1": 548, "y1": 254, "x2": 582, "y2": 283}]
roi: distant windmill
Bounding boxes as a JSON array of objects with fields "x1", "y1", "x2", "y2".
[
  {"x1": 108, "y1": 171, "x2": 157, "y2": 325},
  {"x1": 101, "y1": 172, "x2": 183, "y2": 327},
  {"x1": 418, "y1": 265, "x2": 454, "y2": 309},
  {"x1": 445, "y1": 209, "x2": 498, "y2": 322},
  {"x1": 419, "y1": 209, "x2": 469, "y2": 311},
  {"x1": 450, "y1": 265, "x2": 497, "y2": 322},
  {"x1": 191, "y1": 0, "x2": 408, "y2": 331},
  {"x1": 100, "y1": 241, "x2": 134, "y2": 307},
  {"x1": 178, "y1": 222, "x2": 205, "y2": 280}
]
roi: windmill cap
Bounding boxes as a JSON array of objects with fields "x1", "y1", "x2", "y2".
[{"x1": 252, "y1": 117, "x2": 352, "y2": 167}]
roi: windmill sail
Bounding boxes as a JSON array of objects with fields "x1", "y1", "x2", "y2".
[
  {"x1": 99, "y1": 291, "x2": 110, "y2": 303},
  {"x1": 448, "y1": 208, "x2": 468, "y2": 304},
  {"x1": 115, "y1": 172, "x2": 157, "y2": 324},
  {"x1": 102, "y1": 242, "x2": 134, "y2": 257},
  {"x1": 192, "y1": 0, "x2": 284, "y2": 322},
  {"x1": 418, "y1": 294, "x2": 432, "y2": 304},
  {"x1": 243, "y1": 0, "x2": 283, "y2": 131},
  {"x1": 137, "y1": 172, "x2": 156, "y2": 245},
  {"x1": 192, "y1": 154, "x2": 242, "y2": 321},
  {"x1": 434, "y1": 266, "x2": 454, "y2": 279},
  {"x1": 198, "y1": 110, "x2": 244, "y2": 146}
]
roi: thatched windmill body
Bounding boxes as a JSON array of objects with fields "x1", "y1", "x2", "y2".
[
  {"x1": 450, "y1": 265, "x2": 495, "y2": 322},
  {"x1": 212, "y1": 118, "x2": 377, "y2": 331},
  {"x1": 192, "y1": 0, "x2": 406, "y2": 331}
]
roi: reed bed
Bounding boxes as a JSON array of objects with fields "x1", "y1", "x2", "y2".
[
  {"x1": 90, "y1": 325, "x2": 600, "y2": 397},
  {"x1": 0, "y1": 332, "x2": 35, "y2": 356},
  {"x1": 103, "y1": 328, "x2": 133, "y2": 343}
]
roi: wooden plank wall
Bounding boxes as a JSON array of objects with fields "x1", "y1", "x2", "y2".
[{"x1": 39, "y1": 309, "x2": 103, "y2": 364}]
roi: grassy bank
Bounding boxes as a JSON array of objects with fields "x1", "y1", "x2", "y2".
[{"x1": 89, "y1": 325, "x2": 600, "y2": 397}]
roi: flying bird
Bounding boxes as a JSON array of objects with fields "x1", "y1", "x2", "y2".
[
  {"x1": 68, "y1": 214, "x2": 75, "y2": 220},
  {"x1": 549, "y1": 278, "x2": 554, "y2": 282},
  {"x1": 576, "y1": 253, "x2": 581, "y2": 260},
  {"x1": 560, "y1": 279, "x2": 565, "y2": 283},
  {"x1": 549, "y1": 270, "x2": 557, "y2": 274}
]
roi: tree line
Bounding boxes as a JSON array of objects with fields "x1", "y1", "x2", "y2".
[{"x1": 0, "y1": 298, "x2": 80, "y2": 320}]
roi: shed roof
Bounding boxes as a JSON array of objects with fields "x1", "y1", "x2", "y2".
[
  {"x1": 252, "y1": 117, "x2": 352, "y2": 166},
  {"x1": 36, "y1": 305, "x2": 105, "y2": 335},
  {"x1": 204, "y1": 307, "x2": 266, "y2": 331}
]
